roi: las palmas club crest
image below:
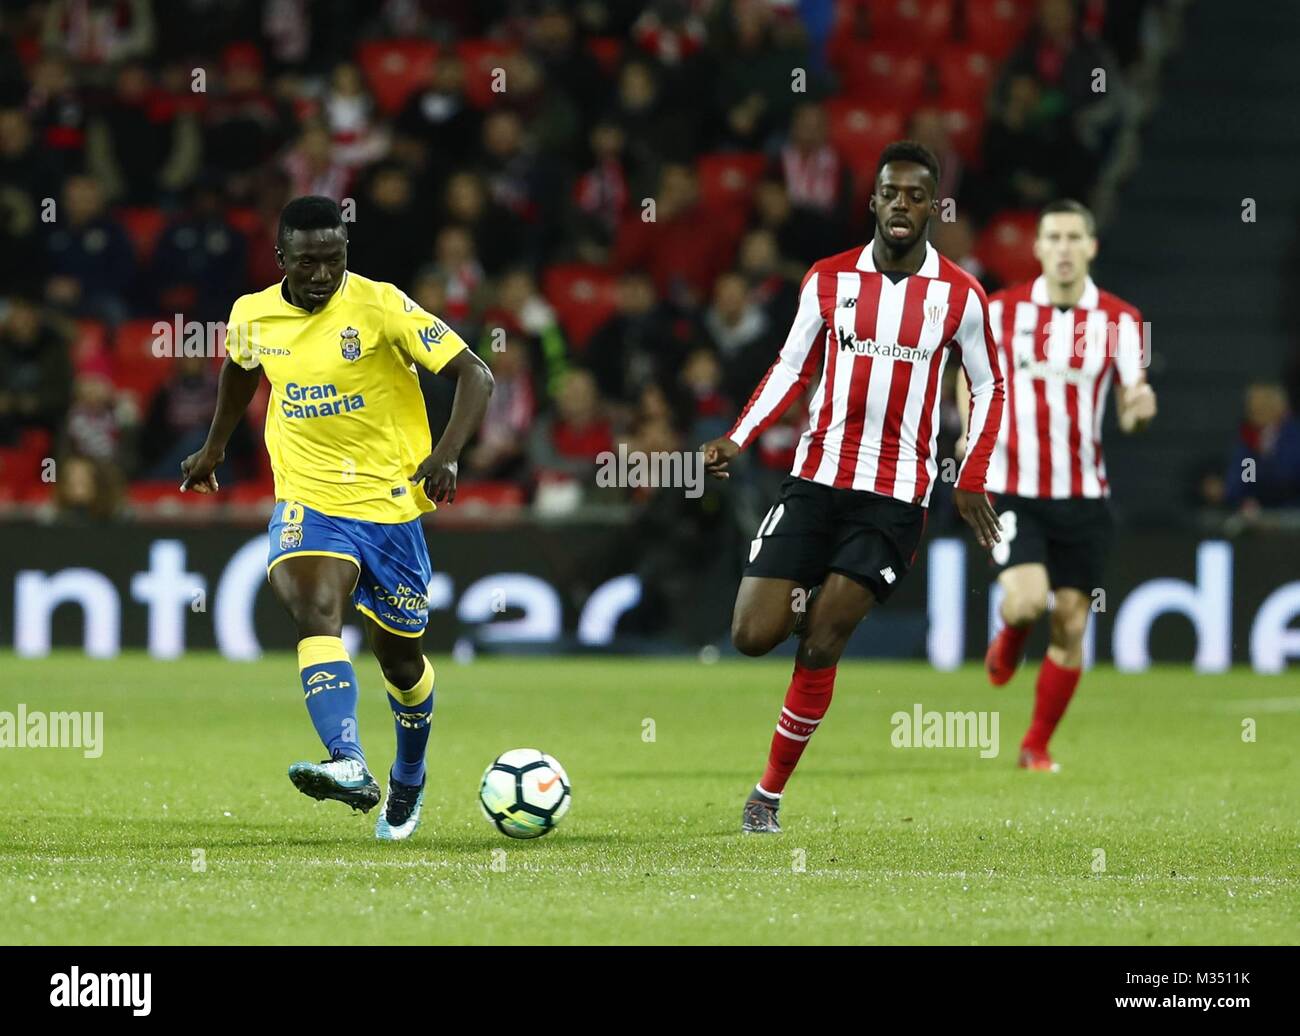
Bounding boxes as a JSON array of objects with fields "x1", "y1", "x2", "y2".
[{"x1": 339, "y1": 326, "x2": 362, "y2": 361}]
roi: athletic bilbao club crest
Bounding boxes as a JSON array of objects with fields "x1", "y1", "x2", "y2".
[
  {"x1": 339, "y1": 326, "x2": 362, "y2": 361},
  {"x1": 924, "y1": 301, "x2": 948, "y2": 329}
]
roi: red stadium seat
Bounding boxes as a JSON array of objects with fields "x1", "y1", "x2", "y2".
[
  {"x1": 72, "y1": 319, "x2": 109, "y2": 373},
  {"x1": 585, "y1": 36, "x2": 623, "y2": 76},
  {"x1": 456, "y1": 39, "x2": 519, "y2": 109},
  {"x1": 934, "y1": 99, "x2": 985, "y2": 164},
  {"x1": 868, "y1": 0, "x2": 955, "y2": 46},
  {"x1": 696, "y1": 152, "x2": 768, "y2": 216},
  {"x1": 974, "y1": 210, "x2": 1040, "y2": 286},
  {"x1": 936, "y1": 44, "x2": 997, "y2": 104},
  {"x1": 228, "y1": 479, "x2": 277, "y2": 508},
  {"x1": 357, "y1": 40, "x2": 439, "y2": 115},
  {"x1": 0, "y1": 427, "x2": 52, "y2": 501},
  {"x1": 964, "y1": 0, "x2": 1035, "y2": 59},
  {"x1": 834, "y1": 42, "x2": 930, "y2": 105},
  {"x1": 454, "y1": 481, "x2": 527, "y2": 509},
  {"x1": 112, "y1": 318, "x2": 179, "y2": 404},
  {"x1": 542, "y1": 264, "x2": 620, "y2": 351},
  {"x1": 825, "y1": 100, "x2": 907, "y2": 173},
  {"x1": 117, "y1": 206, "x2": 167, "y2": 263},
  {"x1": 225, "y1": 206, "x2": 265, "y2": 238}
]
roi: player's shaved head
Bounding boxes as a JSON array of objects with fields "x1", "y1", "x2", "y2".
[
  {"x1": 278, "y1": 195, "x2": 346, "y2": 251},
  {"x1": 1038, "y1": 198, "x2": 1096, "y2": 237}
]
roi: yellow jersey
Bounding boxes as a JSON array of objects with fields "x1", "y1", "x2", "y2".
[{"x1": 224, "y1": 271, "x2": 467, "y2": 522}]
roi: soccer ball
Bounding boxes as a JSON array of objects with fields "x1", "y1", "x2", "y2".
[{"x1": 479, "y1": 749, "x2": 571, "y2": 839}]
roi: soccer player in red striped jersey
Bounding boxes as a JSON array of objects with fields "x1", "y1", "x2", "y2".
[
  {"x1": 700, "y1": 141, "x2": 1005, "y2": 833},
  {"x1": 958, "y1": 199, "x2": 1157, "y2": 772}
]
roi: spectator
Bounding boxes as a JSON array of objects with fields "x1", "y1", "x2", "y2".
[
  {"x1": 139, "y1": 353, "x2": 253, "y2": 481},
  {"x1": 323, "y1": 62, "x2": 388, "y2": 169},
  {"x1": 571, "y1": 119, "x2": 630, "y2": 255},
  {"x1": 530, "y1": 368, "x2": 614, "y2": 483},
  {"x1": 281, "y1": 120, "x2": 350, "y2": 200},
  {"x1": 428, "y1": 225, "x2": 485, "y2": 327},
  {"x1": 393, "y1": 56, "x2": 481, "y2": 195},
  {"x1": 981, "y1": 74, "x2": 1091, "y2": 212},
  {"x1": 440, "y1": 171, "x2": 518, "y2": 279},
  {"x1": 478, "y1": 268, "x2": 568, "y2": 400},
  {"x1": 703, "y1": 271, "x2": 778, "y2": 407},
  {"x1": 26, "y1": 54, "x2": 90, "y2": 180},
  {"x1": 772, "y1": 103, "x2": 851, "y2": 227},
  {"x1": 0, "y1": 295, "x2": 73, "y2": 445},
  {"x1": 151, "y1": 177, "x2": 248, "y2": 322},
  {"x1": 585, "y1": 270, "x2": 693, "y2": 412},
  {"x1": 679, "y1": 346, "x2": 733, "y2": 443},
  {"x1": 613, "y1": 162, "x2": 736, "y2": 307},
  {"x1": 0, "y1": 108, "x2": 57, "y2": 293},
  {"x1": 735, "y1": 228, "x2": 799, "y2": 324},
  {"x1": 59, "y1": 372, "x2": 137, "y2": 500},
  {"x1": 464, "y1": 335, "x2": 535, "y2": 483},
  {"x1": 86, "y1": 61, "x2": 200, "y2": 205},
  {"x1": 206, "y1": 43, "x2": 286, "y2": 200},
  {"x1": 54, "y1": 452, "x2": 122, "y2": 521},
  {"x1": 345, "y1": 162, "x2": 424, "y2": 289},
  {"x1": 44, "y1": 174, "x2": 137, "y2": 324},
  {"x1": 1224, "y1": 383, "x2": 1300, "y2": 510}
]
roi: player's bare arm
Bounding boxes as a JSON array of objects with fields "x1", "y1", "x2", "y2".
[
  {"x1": 409, "y1": 347, "x2": 494, "y2": 503},
  {"x1": 1117, "y1": 381, "x2": 1157, "y2": 433},
  {"x1": 954, "y1": 487, "x2": 1002, "y2": 550},
  {"x1": 180, "y1": 356, "x2": 262, "y2": 493}
]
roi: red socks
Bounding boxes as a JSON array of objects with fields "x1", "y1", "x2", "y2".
[
  {"x1": 1022, "y1": 655, "x2": 1081, "y2": 752},
  {"x1": 758, "y1": 660, "x2": 837, "y2": 796},
  {"x1": 995, "y1": 623, "x2": 1031, "y2": 670}
]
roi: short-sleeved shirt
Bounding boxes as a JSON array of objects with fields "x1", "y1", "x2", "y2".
[{"x1": 225, "y1": 271, "x2": 467, "y2": 522}]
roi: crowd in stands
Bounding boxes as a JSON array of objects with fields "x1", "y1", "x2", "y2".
[{"x1": 0, "y1": 0, "x2": 1177, "y2": 524}]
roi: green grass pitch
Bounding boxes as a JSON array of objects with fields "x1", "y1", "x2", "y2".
[{"x1": 1, "y1": 652, "x2": 1296, "y2": 944}]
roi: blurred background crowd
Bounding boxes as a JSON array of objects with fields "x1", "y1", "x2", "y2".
[{"x1": 0, "y1": 0, "x2": 1295, "y2": 533}]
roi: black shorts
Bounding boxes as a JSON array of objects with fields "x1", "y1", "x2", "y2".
[
  {"x1": 988, "y1": 493, "x2": 1113, "y2": 592},
  {"x1": 743, "y1": 474, "x2": 927, "y2": 602}
]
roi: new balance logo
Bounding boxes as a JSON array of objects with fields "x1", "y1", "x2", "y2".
[
  {"x1": 840, "y1": 297, "x2": 857, "y2": 307},
  {"x1": 880, "y1": 566, "x2": 896, "y2": 584}
]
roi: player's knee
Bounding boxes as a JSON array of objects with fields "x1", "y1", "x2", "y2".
[
  {"x1": 1003, "y1": 591, "x2": 1048, "y2": 627},
  {"x1": 1051, "y1": 605, "x2": 1089, "y2": 647},
  {"x1": 379, "y1": 655, "x2": 424, "y2": 691},
  {"x1": 731, "y1": 617, "x2": 781, "y2": 657},
  {"x1": 799, "y1": 620, "x2": 854, "y2": 669},
  {"x1": 290, "y1": 595, "x2": 345, "y2": 637}
]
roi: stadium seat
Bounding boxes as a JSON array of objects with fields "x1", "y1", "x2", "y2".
[
  {"x1": 963, "y1": 0, "x2": 1035, "y2": 59},
  {"x1": 868, "y1": 0, "x2": 955, "y2": 46},
  {"x1": 225, "y1": 206, "x2": 265, "y2": 238},
  {"x1": 825, "y1": 100, "x2": 907, "y2": 173},
  {"x1": 935, "y1": 99, "x2": 985, "y2": 164},
  {"x1": 112, "y1": 318, "x2": 177, "y2": 404},
  {"x1": 0, "y1": 427, "x2": 52, "y2": 501},
  {"x1": 974, "y1": 210, "x2": 1040, "y2": 286},
  {"x1": 935, "y1": 44, "x2": 997, "y2": 103},
  {"x1": 585, "y1": 36, "x2": 623, "y2": 76},
  {"x1": 454, "y1": 481, "x2": 527, "y2": 509},
  {"x1": 357, "y1": 40, "x2": 439, "y2": 115},
  {"x1": 117, "y1": 206, "x2": 167, "y2": 263},
  {"x1": 834, "y1": 42, "x2": 930, "y2": 106},
  {"x1": 456, "y1": 39, "x2": 519, "y2": 109},
  {"x1": 696, "y1": 152, "x2": 767, "y2": 217},
  {"x1": 542, "y1": 264, "x2": 620, "y2": 351},
  {"x1": 228, "y1": 480, "x2": 277, "y2": 508},
  {"x1": 72, "y1": 319, "x2": 109, "y2": 373}
]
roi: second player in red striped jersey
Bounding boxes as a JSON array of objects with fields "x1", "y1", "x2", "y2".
[{"x1": 963, "y1": 199, "x2": 1157, "y2": 774}]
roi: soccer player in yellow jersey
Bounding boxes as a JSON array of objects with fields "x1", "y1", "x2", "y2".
[{"x1": 179, "y1": 196, "x2": 494, "y2": 840}]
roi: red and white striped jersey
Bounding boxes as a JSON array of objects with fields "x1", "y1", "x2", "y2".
[
  {"x1": 727, "y1": 242, "x2": 1004, "y2": 507},
  {"x1": 985, "y1": 276, "x2": 1145, "y2": 499}
]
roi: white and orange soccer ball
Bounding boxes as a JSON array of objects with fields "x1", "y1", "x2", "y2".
[{"x1": 478, "y1": 749, "x2": 571, "y2": 839}]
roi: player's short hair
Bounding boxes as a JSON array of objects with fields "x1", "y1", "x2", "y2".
[
  {"x1": 1039, "y1": 199, "x2": 1096, "y2": 236},
  {"x1": 277, "y1": 195, "x2": 346, "y2": 251},
  {"x1": 875, "y1": 140, "x2": 941, "y2": 193}
]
